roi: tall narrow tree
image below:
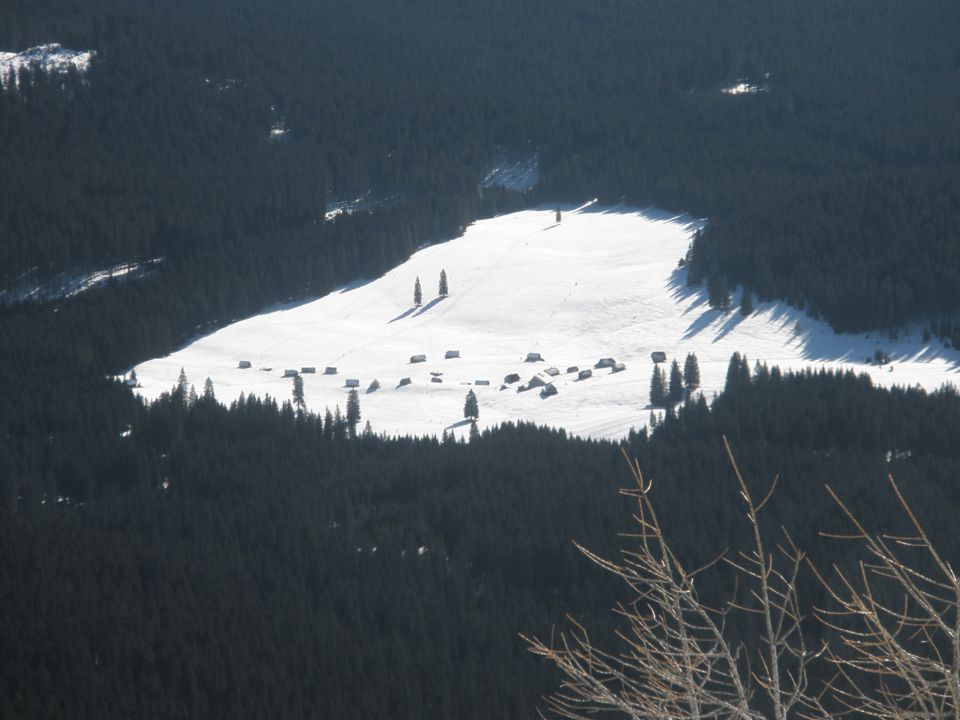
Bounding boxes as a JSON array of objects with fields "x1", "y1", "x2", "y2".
[
  {"x1": 346, "y1": 388, "x2": 361, "y2": 438},
  {"x1": 683, "y1": 353, "x2": 701, "y2": 391},
  {"x1": 649, "y1": 366, "x2": 667, "y2": 407},
  {"x1": 668, "y1": 360, "x2": 685, "y2": 404},
  {"x1": 414, "y1": 276, "x2": 422, "y2": 307},
  {"x1": 439, "y1": 269, "x2": 449, "y2": 297},
  {"x1": 292, "y1": 374, "x2": 305, "y2": 415}
]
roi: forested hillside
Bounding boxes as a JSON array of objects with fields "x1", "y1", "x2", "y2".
[
  {"x1": 3, "y1": 365, "x2": 960, "y2": 717},
  {"x1": 2, "y1": 0, "x2": 959, "y2": 332}
]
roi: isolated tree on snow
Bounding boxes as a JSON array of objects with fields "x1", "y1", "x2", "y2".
[
  {"x1": 668, "y1": 360, "x2": 685, "y2": 404},
  {"x1": 439, "y1": 269, "x2": 449, "y2": 297},
  {"x1": 683, "y1": 352, "x2": 700, "y2": 391},
  {"x1": 464, "y1": 389, "x2": 479, "y2": 421},
  {"x1": 649, "y1": 365, "x2": 667, "y2": 408},
  {"x1": 346, "y1": 388, "x2": 361, "y2": 438},
  {"x1": 414, "y1": 276, "x2": 422, "y2": 307},
  {"x1": 292, "y1": 374, "x2": 305, "y2": 415},
  {"x1": 555, "y1": 206, "x2": 562, "y2": 223}
]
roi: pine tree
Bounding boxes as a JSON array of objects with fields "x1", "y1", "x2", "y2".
[
  {"x1": 668, "y1": 360, "x2": 685, "y2": 404},
  {"x1": 683, "y1": 353, "x2": 700, "y2": 391},
  {"x1": 203, "y1": 377, "x2": 215, "y2": 401},
  {"x1": 292, "y1": 375, "x2": 305, "y2": 415},
  {"x1": 469, "y1": 421, "x2": 480, "y2": 441},
  {"x1": 414, "y1": 276, "x2": 422, "y2": 307},
  {"x1": 649, "y1": 366, "x2": 667, "y2": 408},
  {"x1": 464, "y1": 389, "x2": 479, "y2": 420},
  {"x1": 708, "y1": 274, "x2": 731, "y2": 311},
  {"x1": 439, "y1": 269, "x2": 449, "y2": 297},
  {"x1": 724, "y1": 352, "x2": 751, "y2": 394},
  {"x1": 346, "y1": 388, "x2": 361, "y2": 438}
]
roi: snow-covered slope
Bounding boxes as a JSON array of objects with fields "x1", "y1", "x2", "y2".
[
  {"x1": 130, "y1": 205, "x2": 960, "y2": 440},
  {"x1": 0, "y1": 44, "x2": 95, "y2": 90}
]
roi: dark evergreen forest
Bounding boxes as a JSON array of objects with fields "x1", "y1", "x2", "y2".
[
  {"x1": 3, "y1": 364, "x2": 960, "y2": 717},
  {"x1": 2, "y1": 1, "x2": 960, "y2": 716}
]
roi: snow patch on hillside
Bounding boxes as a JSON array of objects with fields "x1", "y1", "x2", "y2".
[
  {"x1": 130, "y1": 206, "x2": 960, "y2": 440},
  {"x1": 0, "y1": 44, "x2": 95, "y2": 90},
  {"x1": 1, "y1": 259, "x2": 162, "y2": 305},
  {"x1": 481, "y1": 150, "x2": 540, "y2": 193}
]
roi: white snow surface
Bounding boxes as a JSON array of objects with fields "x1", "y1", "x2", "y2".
[
  {"x1": 130, "y1": 205, "x2": 960, "y2": 440},
  {"x1": 0, "y1": 44, "x2": 95, "y2": 90}
]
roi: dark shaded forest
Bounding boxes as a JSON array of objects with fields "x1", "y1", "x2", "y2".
[
  {"x1": 3, "y1": 364, "x2": 960, "y2": 717},
  {"x1": 2, "y1": 0, "x2": 959, "y2": 332}
]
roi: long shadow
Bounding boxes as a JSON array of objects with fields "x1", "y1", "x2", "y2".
[
  {"x1": 388, "y1": 307, "x2": 417, "y2": 323},
  {"x1": 445, "y1": 419, "x2": 474, "y2": 431},
  {"x1": 413, "y1": 296, "x2": 446, "y2": 317}
]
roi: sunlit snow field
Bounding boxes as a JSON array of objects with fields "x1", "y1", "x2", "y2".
[{"x1": 131, "y1": 204, "x2": 960, "y2": 440}]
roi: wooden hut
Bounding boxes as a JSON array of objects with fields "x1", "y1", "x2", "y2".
[{"x1": 238, "y1": 360, "x2": 252, "y2": 369}]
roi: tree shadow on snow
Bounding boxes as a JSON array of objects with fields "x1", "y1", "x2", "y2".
[
  {"x1": 413, "y1": 296, "x2": 446, "y2": 317},
  {"x1": 388, "y1": 307, "x2": 417, "y2": 323}
]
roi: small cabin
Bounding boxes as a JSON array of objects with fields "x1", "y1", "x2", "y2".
[
  {"x1": 430, "y1": 371, "x2": 443, "y2": 377},
  {"x1": 398, "y1": 377, "x2": 412, "y2": 387},
  {"x1": 504, "y1": 373, "x2": 521, "y2": 384},
  {"x1": 611, "y1": 362, "x2": 626, "y2": 373},
  {"x1": 301, "y1": 366, "x2": 316, "y2": 374},
  {"x1": 431, "y1": 377, "x2": 443, "y2": 384},
  {"x1": 541, "y1": 384, "x2": 559, "y2": 397},
  {"x1": 475, "y1": 379, "x2": 490, "y2": 386},
  {"x1": 444, "y1": 350, "x2": 460, "y2": 359},
  {"x1": 410, "y1": 354, "x2": 427, "y2": 364},
  {"x1": 324, "y1": 366, "x2": 338, "y2": 375},
  {"x1": 544, "y1": 367, "x2": 560, "y2": 377},
  {"x1": 578, "y1": 368, "x2": 593, "y2": 380},
  {"x1": 651, "y1": 351, "x2": 667, "y2": 364},
  {"x1": 525, "y1": 352, "x2": 543, "y2": 362},
  {"x1": 367, "y1": 379, "x2": 381, "y2": 392},
  {"x1": 283, "y1": 369, "x2": 299, "y2": 378},
  {"x1": 527, "y1": 374, "x2": 551, "y2": 389},
  {"x1": 345, "y1": 379, "x2": 360, "y2": 388},
  {"x1": 566, "y1": 366, "x2": 579, "y2": 374},
  {"x1": 238, "y1": 360, "x2": 252, "y2": 369},
  {"x1": 595, "y1": 357, "x2": 617, "y2": 369}
]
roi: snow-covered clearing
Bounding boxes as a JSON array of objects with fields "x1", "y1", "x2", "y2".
[
  {"x1": 0, "y1": 44, "x2": 95, "y2": 90},
  {"x1": 130, "y1": 205, "x2": 960, "y2": 440}
]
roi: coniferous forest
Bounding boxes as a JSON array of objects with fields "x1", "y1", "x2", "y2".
[{"x1": 2, "y1": 0, "x2": 960, "y2": 717}]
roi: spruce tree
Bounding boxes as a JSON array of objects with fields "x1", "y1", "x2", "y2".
[
  {"x1": 668, "y1": 360, "x2": 685, "y2": 404},
  {"x1": 292, "y1": 375, "x2": 305, "y2": 415},
  {"x1": 649, "y1": 366, "x2": 667, "y2": 407},
  {"x1": 203, "y1": 377, "x2": 215, "y2": 401},
  {"x1": 439, "y1": 269, "x2": 449, "y2": 297},
  {"x1": 346, "y1": 388, "x2": 361, "y2": 438},
  {"x1": 464, "y1": 389, "x2": 479, "y2": 420},
  {"x1": 414, "y1": 276, "x2": 422, "y2": 307},
  {"x1": 683, "y1": 353, "x2": 701, "y2": 391}
]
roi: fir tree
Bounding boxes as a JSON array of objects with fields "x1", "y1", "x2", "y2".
[
  {"x1": 668, "y1": 360, "x2": 685, "y2": 404},
  {"x1": 464, "y1": 389, "x2": 479, "y2": 420},
  {"x1": 346, "y1": 388, "x2": 361, "y2": 438},
  {"x1": 683, "y1": 353, "x2": 701, "y2": 391},
  {"x1": 292, "y1": 375, "x2": 305, "y2": 415},
  {"x1": 203, "y1": 377, "x2": 215, "y2": 401},
  {"x1": 439, "y1": 269, "x2": 449, "y2": 297},
  {"x1": 414, "y1": 276, "x2": 422, "y2": 307},
  {"x1": 649, "y1": 365, "x2": 667, "y2": 408}
]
